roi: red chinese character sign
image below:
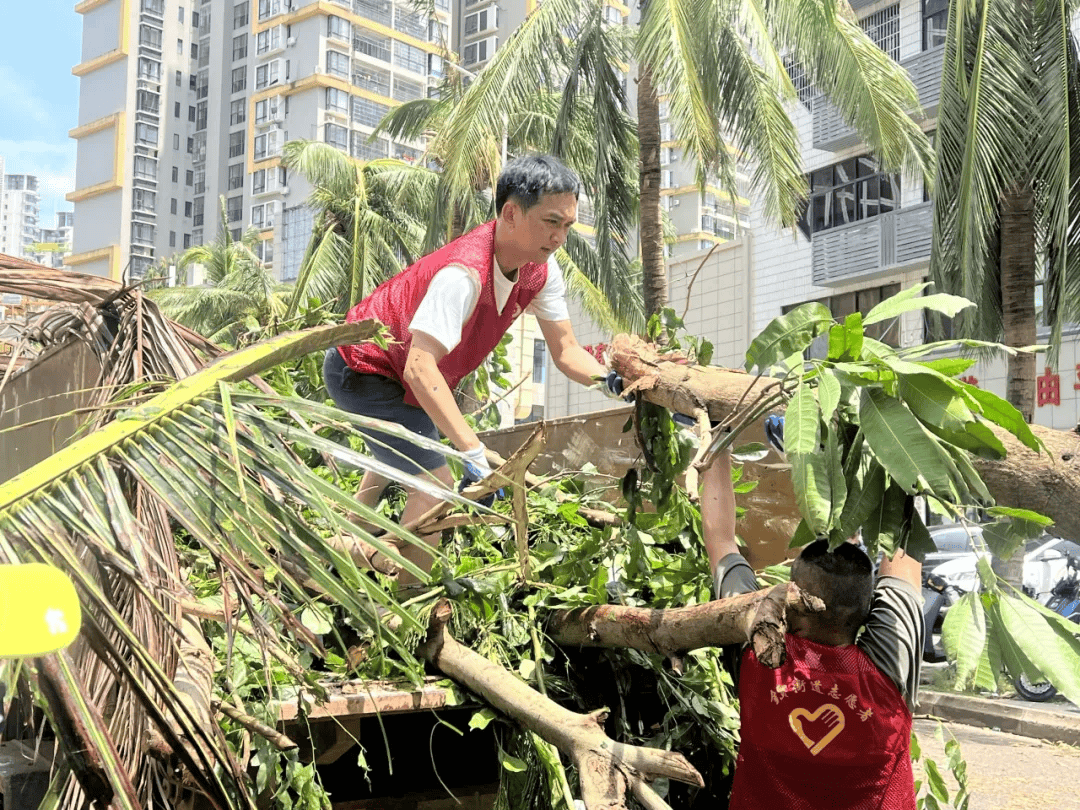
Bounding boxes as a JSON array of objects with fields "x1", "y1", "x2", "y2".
[{"x1": 1037, "y1": 367, "x2": 1061, "y2": 407}]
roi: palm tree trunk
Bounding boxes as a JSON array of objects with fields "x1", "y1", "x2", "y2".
[
  {"x1": 1001, "y1": 184, "x2": 1037, "y2": 421},
  {"x1": 638, "y1": 61, "x2": 667, "y2": 318},
  {"x1": 996, "y1": 184, "x2": 1036, "y2": 587}
]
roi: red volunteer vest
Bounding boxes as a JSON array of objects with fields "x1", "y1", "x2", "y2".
[
  {"x1": 729, "y1": 633, "x2": 915, "y2": 810},
  {"x1": 339, "y1": 221, "x2": 549, "y2": 407}
]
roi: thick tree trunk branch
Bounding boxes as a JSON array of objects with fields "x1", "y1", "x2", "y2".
[
  {"x1": 610, "y1": 333, "x2": 1080, "y2": 543},
  {"x1": 419, "y1": 601, "x2": 703, "y2": 810},
  {"x1": 548, "y1": 583, "x2": 823, "y2": 669}
]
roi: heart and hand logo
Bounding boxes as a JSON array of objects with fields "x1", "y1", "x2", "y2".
[{"x1": 788, "y1": 703, "x2": 846, "y2": 756}]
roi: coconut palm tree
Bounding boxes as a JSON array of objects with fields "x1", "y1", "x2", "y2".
[
  {"x1": 418, "y1": 0, "x2": 934, "y2": 318},
  {"x1": 148, "y1": 197, "x2": 290, "y2": 343},
  {"x1": 929, "y1": 0, "x2": 1080, "y2": 422}
]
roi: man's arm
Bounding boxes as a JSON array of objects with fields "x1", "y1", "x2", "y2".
[
  {"x1": 536, "y1": 318, "x2": 608, "y2": 387},
  {"x1": 403, "y1": 331, "x2": 481, "y2": 453},
  {"x1": 878, "y1": 546, "x2": 922, "y2": 589},
  {"x1": 701, "y1": 449, "x2": 737, "y2": 576}
]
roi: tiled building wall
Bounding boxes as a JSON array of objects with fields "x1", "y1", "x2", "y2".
[{"x1": 544, "y1": 238, "x2": 753, "y2": 419}]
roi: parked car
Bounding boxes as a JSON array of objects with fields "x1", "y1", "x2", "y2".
[
  {"x1": 930, "y1": 533, "x2": 1080, "y2": 603},
  {"x1": 923, "y1": 524, "x2": 982, "y2": 582}
]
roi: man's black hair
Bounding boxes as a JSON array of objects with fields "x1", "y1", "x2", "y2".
[
  {"x1": 791, "y1": 539, "x2": 874, "y2": 641},
  {"x1": 495, "y1": 155, "x2": 581, "y2": 215}
]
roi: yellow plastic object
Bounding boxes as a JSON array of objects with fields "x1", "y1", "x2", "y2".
[{"x1": 0, "y1": 564, "x2": 82, "y2": 657}]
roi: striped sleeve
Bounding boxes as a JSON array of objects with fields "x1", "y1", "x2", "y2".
[{"x1": 857, "y1": 576, "x2": 924, "y2": 712}]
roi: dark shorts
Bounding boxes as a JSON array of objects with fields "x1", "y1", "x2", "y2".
[{"x1": 323, "y1": 348, "x2": 447, "y2": 475}]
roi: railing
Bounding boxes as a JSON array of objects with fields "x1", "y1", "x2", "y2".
[
  {"x1": 811, "y1": 201, "x2": 933, "y2": 286},
  {"x1": 354, "y1": 34, "x2": 391, "y2": 62},
  {"x1": 394, "y1": 8, "x2": 427, "y2": 40},
  {"x1": 352, "y1": 70, "x2": 390, "y2": 96},
  {"x1": 812, "y1": 44, "x2": 944, "y2": 152},
  {"x1": 392, "y1": 77, "x2": 423, "y2": 102},
  {"x1": 354, "y1": 0, "x2": 391, "y2": 27}
]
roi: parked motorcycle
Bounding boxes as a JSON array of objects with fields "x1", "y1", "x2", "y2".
[{"x1": 1013, "y1": 553, "x2": 1080, "y2": 702}]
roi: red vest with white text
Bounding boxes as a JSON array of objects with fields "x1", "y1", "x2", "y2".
[
  {"x1": 729, "y1": 633, "x2": 915, "y2": 810},
  {"x1": 339, "y1": 220, "x2": 549, "y2": 407}
]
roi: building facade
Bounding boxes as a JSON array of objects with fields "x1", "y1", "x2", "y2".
[
  {"x1": 0, "y1": 159, "x2": 42, "y2": 261},
  {"x1": 68, "y1": 0, "x2": 450, "y2": 282}
]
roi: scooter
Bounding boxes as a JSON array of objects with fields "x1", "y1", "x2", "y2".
[
  {"x1": 1013, "y1": 554, "x2": 1080, "y2": 702},
  {"x1": 921, "y1": 572, "x2": 957, "y2": 663}
]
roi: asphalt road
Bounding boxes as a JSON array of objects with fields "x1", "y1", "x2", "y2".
[{"x1": 914, "y1": 718, "x2": 1080, "y2": 809}]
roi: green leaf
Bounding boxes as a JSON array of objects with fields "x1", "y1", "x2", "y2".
[
  {"x1": 858, "y1": 388, "x2": 959, "y2": 497},
  {"x1": 987, "y1": 596, "x2": 1044, "y2": 683},
  {"x1": 863, "y1": 283, "x2": 974, "y2": 325},
  {"x1": 862, "y1": 483, "x2": 907, "y2": 558},
  {"x1": 985, "y1": 506, "x2": 1053, "y2": 526},
  {"x1": 994, "y1": 593, "x2": 1080, "y2": 704},
  {"x1": 941, "y1": 445, "x2": 993, "y2": 506},
  {"x1": 786, "y1": 381, "x2": 820, "y2": 456},
  {"x1": 469, "y1": 708, "x2": 497, "y2": 731},
  {"x1": 942, "y1": 592, "x2": 987, "y2": 690},
  {"x1": 816, "y1": 372, "x2": 841, "y2": 422},
  {"x1": 827, "y1": 312, "x2": 864, "y2": 360},
  {"x1": 924, "y1": 758, "x2": 950, "y2": 803},
  {"x1": 897, "y1": 374, "x2": 975, "y2": 432},
  {"x1": 960, "y1": 384, "x2": 1042, "y2": 453},
  {"x1": 919, "y1": 357, "x2": 976, "y2": 377},
  {"x1": 905, "y1": 510, "x2": 936, "y2": 562},
  {"x1": 299, "y1": 606, "x2": 332, "y2": 636},
  {"x1": 500, "y1": 752, "x2": 528, "y2": 773},
  {"x1": 744, "y1": 303, "x2": 832, "y2": 372},
  {"x1": 823, "y1": 427, "x2": 847, "y2": 529},
  {"x1": 928, "y1": 421, "x2": 1006, "y2": 460},
  {"x1": 982, "y1": 520, "x2": 1046, "y2": 561},
  {"x1": 787, "y1": 519, "x2": 816, "y2": 550},
  {"x1": 838, "y1": 457, "x2": 887, "y2": 540}
]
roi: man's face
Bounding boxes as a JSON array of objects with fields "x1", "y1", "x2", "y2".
[{"x1": 505, "y1": 192, "x2": 578, "y2": 265}]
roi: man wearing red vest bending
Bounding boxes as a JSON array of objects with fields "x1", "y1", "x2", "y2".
[
  {"x1": 700, "y1": 447, "x2": 924, "y2": 810},
  {"x1": 324, "y1": 156, "x2": 618, "y2": 583}
]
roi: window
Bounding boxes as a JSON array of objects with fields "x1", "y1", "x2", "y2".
[
  {"x1": 186, "y1": 170, "x2": 194, "y2": 186},
  {"x1": 255, "y1": 96, "x2": 279, "y2": 123},
  {"x1": 135, "y1": 155, "x2": 158, "y2": 180},
  {"x1": 394, "y1": 42, "x2": 425, "y2": 74},
  {"x1": 169, "y1": 231, "x2": 176, "y2": 247},
  {"x1": 188, "y1": 105, "x2": 196, "y2": 122},
  {"x1": 196, "y1": 102, "x2": 207, "y2": 130},
  {"x1": 173, "y1": 133, "x2": 180, "y2": 150},
  {"x1": 170, "y1": 197, "x2": 178, "y2": 214},
  {"x1": 139, "y1": 25, "x2": 163, "y2": 49},
  {"x1": 138, "y1": 57, "x2": 161, "y2": 79},
  {"x1": 328, "y1": 15, "x2": 350, "y2": 41},
  {"x1": 137, "y1": 89, "x2": 159, "y2": 113},
  {"x1": 258, "y1": 0, "x2": 281, "y2": 20},
  {"x1": 191, "y1": 73, "x2": 198, "y2": 90},
  {"x1": 185, "y1": 201, "x2": 193, "y2": 217},
  {"x1": 254, "y1": 131, "x2": 280, "y2": 160},
  {"x1": 171, "y1": 165, "x2": 179, "y2": 182},
  {"x1": 234, "y1": 1, "x2": 249, "y2": 28},
  {"x1": 326, "y1": 50, "x2": 349, "y2": 78},
  {"x1": 233, "y1": 34, "x2": 248, "y2": 61},
  {"x1": 229, "y1": 131, "x2": 246, "y2": 157},
  {"x1": 324, "y1": 122, "x2": 348, "y2": 150},
  {"x1": 257, "y1": 26, "x2": 281, "y2": 53},
  {"x1": 131, "y1": 222, "x2": 155, "y2": 244},
  {"x1": 350, "y1": 132, "x2": 388, "y2": 160},
  {"x1": 326, "y1": 87, "x2": 348, "y2": 114},
  {"x1": 133, "y1": 188, "x2": 156, "y2": 212},
  {"x1": 192, "y1": 10, "x2": 199, "y2": 28},
  {"x1": 252, "y1": 169, "x2": 266, "y2": 194},
  {"x1": 135, "y1": 122, "x2": 158, "y2": 145},
  {"x1": 174, "y1": 101, "x2": 181, "y2": 118},
  {"x1": 231, "y1": 66, "x2": 247, "y2": 93},
  {"x1": 353, "y1": 30, "x2": 390, "y2": 62},
  {"x1": 532, "y1": 340, "x2": 546, "y2": 383},
  {"x1": 923, "y1": 0, "x2": 948, "y2": 50},
  {"x1": 798, "y1": 155, "x2": 899, "y2": 237},
  {"x1": 227, "y1": 195, "x2": 244, "y2": 223},
  {"x1": 251, "y1": 203, "x2": 265, "y2": 226},
  {"x1": 661, "y1": 170, "x2": 674, "y2": 189},
  {"x1": 191, "y1": 42, "x2": 199, "y2": 59},
  {"x1": 178, "y1": 6, "x2": 185, "y2": 23},
  {"x1": 256, "y1": 60, "x2": 280, "y2": 88},
  {"x1": 230, "y1": 98, "x2": 246, "y2": 125},
  {"x1": 783, "y1": 57, "x2": 815, "y2": 110},
  {"x1": 464, "y1": 8, "x2": 497, "y2": 35},
  {"x1": 187, "y1": 137, "x2": 194, "y2": 153},
  {"x1": 859, "y1": 4, "x2": 900, "y2": 61},
  {"x1": 351, "y1": 96, "x2": 389, "y2": 127},
  {"x1": 141, "y1": 0, "x2": 164, "y2": 12},
  {"x1": 228, "y1": 163, "x2": 245, "y2": 190},
  {"x1": 184, "y1": 234, "x2": 192, "y2": 249},
  {"x1": 175, "y1": 69, "x2": 182, "y2": 87}
]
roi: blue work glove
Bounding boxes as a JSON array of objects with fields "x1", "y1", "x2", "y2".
[
  {"x1": 763, "y1": 415, "x2": 785, "y2": 456},
  {"x1": 603, "y1": 370, "x2": 634, "y2": 402},
  {"x1": 458, "y1": 444, "x2": 502, "y2": 508}
]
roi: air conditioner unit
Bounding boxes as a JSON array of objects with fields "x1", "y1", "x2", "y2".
[
  {"x1": 280, "y1": 187, "x2": 290, "y2": 195},
  {"x1": 286, "y1": 36, "x2": 296, "y2": 46},
  {"x1": 671, "y1": 198, "x2": 680, "y2": 207},
  {"x1": 314, "y1": 64, "x2": 323, "y2": 73},
  {"x1": 265, "y1": 217, "x2": 275, "y2": 227}
]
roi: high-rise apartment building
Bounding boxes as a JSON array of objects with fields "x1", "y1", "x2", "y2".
[
  {"x1": 0, "y1": 159, "x2": 43, "y2": 261},
  {"x1": 68, "y1": 0, "x2": 451, "y2": 281},
  {"x1": 36, "y1": 212, "x2": 77, "y2": 269}
]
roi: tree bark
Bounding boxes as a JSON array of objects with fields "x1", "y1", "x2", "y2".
[
  {"x1": 1000, "y1": 184, "x2": 1037, "y2": 423},
  {"x1": 548, "y1": 582, "x2": 824, "y2": 669},
  {"x1": 637, "y1": 60, "x2": 667, "y2": 318},
  {"x1": 609, "y1": 333, "x2": 1080, "y2": 542},
  {"x1": 419, "y1": 601, "x2": 704, "y2": 810}
]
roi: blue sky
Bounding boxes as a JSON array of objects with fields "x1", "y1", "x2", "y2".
[{"x1": 0, "y1": 0, "x2": 82, "y2": 223}]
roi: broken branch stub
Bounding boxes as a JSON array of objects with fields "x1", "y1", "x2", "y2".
[
  {"x1": 419, "y1": 601, "x2": 703, "y2": 810},
  {"x1": 547, "y1": 583, "x2": 825, "y2": 669}
]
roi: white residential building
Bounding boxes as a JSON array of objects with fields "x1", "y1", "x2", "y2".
[
  {"x1": 0, "y1": 159, "x2": 43, "y2": 261},
  {"x1": 68, "y1": 0, "x2": 450, "y2": 282}
]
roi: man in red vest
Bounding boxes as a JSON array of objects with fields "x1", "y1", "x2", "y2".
[
  {"x1": 700, "y1": 440, "x2": 924, "y2": 809},
  {"x1": 324, "y1": 156, "x2": 621, "y2": 583}
]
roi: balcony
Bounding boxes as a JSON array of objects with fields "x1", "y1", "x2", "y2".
[
  {"x1": 812, "y1": 45, "x2": 944, "y2": 152},
  {"x1": 811, "y1": 201, "x2": 933, "y2": 286}
]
